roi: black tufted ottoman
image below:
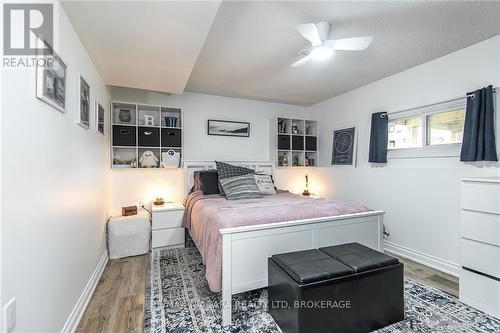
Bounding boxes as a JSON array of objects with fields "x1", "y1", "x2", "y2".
[{"x1": 268, "y1": 243, "x2": 404, "y2": 333}]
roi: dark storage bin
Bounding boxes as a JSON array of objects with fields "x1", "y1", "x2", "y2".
[
  {"x1": 305, "y1": 136, "x2": 317, "y2": 151},
  {"x1": 113, "y1": 125, "x2": 136, "y2": 146},
  {"x1": 278, "y1": 135, "x2": 291, "y2": 150},
  {"x1": 161, "y1": 128, "x2": 182, "y2": 147},
  {"x1": 292, "y1": 136, "x2": 304, "y2": 151},
  {"x1": 138, "y1": 127, "x2": 160, "y2": 147}
]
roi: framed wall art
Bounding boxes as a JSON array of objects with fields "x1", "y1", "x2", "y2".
[
  {"x1": 207, "y1": 119, "x2": 250, "y2": 137},
  {"x1": 78, "y1": 75, "x2": 90, "y2": 129},
  {"x1": 35, "y1": 40, "x2": 66, "y2": 112},
  {"x1": 331, "y1": 126, "x2": 357, "y2": 166},
  {"x1": 95, "y1": 100, "x2": 105, "y2": 135}
]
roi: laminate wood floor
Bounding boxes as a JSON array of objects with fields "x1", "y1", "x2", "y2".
[
  {"x1": 389, "y1": 252, "x2": 459, "y2": 298},
  {"x1": 76, "y1": 254, "x2": 148, "y2": 333},
  {"x1": 76, "y1": 252, "x2": 459, "y2": 333}
]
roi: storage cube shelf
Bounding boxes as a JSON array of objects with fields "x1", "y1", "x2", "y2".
[
  {"x1": 271, "y1": 117, "x2": 318, "y2": 167},
  {"x1": 111, "y1": 101, "x2": 182, "y2": 169}
]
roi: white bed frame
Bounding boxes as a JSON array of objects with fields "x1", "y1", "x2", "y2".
[{"x1": 184, "y1": 160, "x2": 385, "y2": 326}]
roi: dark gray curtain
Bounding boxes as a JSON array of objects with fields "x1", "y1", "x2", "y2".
[
  {"x1": 369, "y1": 112, "x2": 388, "y2": 163},
  {"x1": 460, "y1": 85, "x2": 497, "y2": 161}
]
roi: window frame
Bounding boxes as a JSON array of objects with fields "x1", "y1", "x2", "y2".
[{"x1": 387, "y1": 99, "x2": 465, "y2": 159}]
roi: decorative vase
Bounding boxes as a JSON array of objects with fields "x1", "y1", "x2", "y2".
[
  {"x1": 164, "y1": 116, "x2": 177, "y2": 127},
  {"x1": 119, "y1": 109, "x2": 132, "y2": 123}
]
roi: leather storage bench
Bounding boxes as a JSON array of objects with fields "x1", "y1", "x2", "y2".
[{"x1": 268, "y1": 243, "x2": 404, "y2": 333}]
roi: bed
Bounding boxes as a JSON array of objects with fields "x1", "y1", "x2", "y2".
[{"x1": 183, "y1": 160, "x2": 385, "y2": 325}]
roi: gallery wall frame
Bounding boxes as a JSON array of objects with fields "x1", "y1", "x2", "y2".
[
  {"x1": 77, "y1": 74, "x2": 90, "y2": 129},
  {"x1": 95, "y1": 100, "x2": 105, "y2": 135},
  {"x1": 35, "y1": 39, "x2": 67, "y2": 113}
]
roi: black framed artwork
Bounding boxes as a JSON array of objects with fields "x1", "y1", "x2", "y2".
[
  {"x1": 331, "y1": 127, "x2": 357, "y2": 166},
  {"x1": 207, "y1": 120, "x2": 250, "y2": 137}
]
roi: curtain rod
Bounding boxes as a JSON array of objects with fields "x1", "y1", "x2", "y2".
[{"x1": 380, "y1": 87, "x2": 497, "y2": 118}]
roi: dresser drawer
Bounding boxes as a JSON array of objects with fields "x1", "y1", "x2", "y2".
[
  {"x1": 152, "y1": 209, "x2": 183, "y2": 230},
  {"x1": 461, "y1": 210, "x2": 500, "y2": 246},
  {"x1": 460, "y1": 268, "x2": 500, "y2": 319},
  {"x1": 462, "y1": 181, "x2": 500, "y2": 214},
  {"x1": 152, "y1": 228, "x2": 184, "y2": 248},
  {"x1": 460, "y1": 238, "x2": 500, "y2": 279}
]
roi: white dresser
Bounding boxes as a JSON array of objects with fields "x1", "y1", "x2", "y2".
[
  {"x1": 152, "y1": 202, "x2": 185, "y2": 249},
  {"x1": 460, "y1": 177, "x2": 500, "y2": 319}
]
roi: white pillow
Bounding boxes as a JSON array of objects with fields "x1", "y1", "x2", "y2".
[{"x1": 254, "y1": 174, "x2": 276, "y2": 195}]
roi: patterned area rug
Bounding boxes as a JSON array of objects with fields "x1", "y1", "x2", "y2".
[{"x1": 144, "y1": 242, "x2": 500, "y2": 333}]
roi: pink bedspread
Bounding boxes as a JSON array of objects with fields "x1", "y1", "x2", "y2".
[{"x1": 182, "y1": 191, "x2": 372, "y2": 292}]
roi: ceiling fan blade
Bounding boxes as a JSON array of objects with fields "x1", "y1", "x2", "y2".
[
  {"x1": 291, "y1": 55, "x2": 311, "y2": 67},
  {"x1": 294, "y1": 23, "x2": 322, "y2": 47},
  {"x1": 315, "y1": 22, "x2": 331, "y2": 41},
  {"x1": 325, "y1": 36, "x2": 373, "y2": 51}
]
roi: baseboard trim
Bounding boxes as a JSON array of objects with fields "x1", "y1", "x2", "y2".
[
  {"x1": 61, "y1": 251, "x2": 108, "y2": 333},
  {"x1": 384, "y1": 241, "x2": 459, "y2": 277}
]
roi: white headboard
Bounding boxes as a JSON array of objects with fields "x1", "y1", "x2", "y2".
[{"x1": 183, "y1": 160, "x2": 275, "y2": 195}]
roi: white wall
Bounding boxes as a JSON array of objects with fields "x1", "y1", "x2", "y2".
[
  {"x1": 109, "y1": 87, "x2": 312, "y2": 214},
  {"x1": 1, "y1": 3, "x2": 111, "y2": 332},
  {"x1": 309, "y1": 35, "x2": 500, "y2": 275}
]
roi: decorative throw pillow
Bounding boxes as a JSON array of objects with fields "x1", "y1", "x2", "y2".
[
  {"x1": 219, "y1": 174, "x2": 263, "y2": 200},
  {"x1": 190, "y1": 170, "x2": 220, "y2": 195},
  {"x1": 254, "y1": 174, "x2": 276, "y2": 195},
  {"x1": 199, "y1": 170, "x2": 220, "y2": 195},
  {"x1": 215, "y1": 161, "x2": 255, "y2": 195}
]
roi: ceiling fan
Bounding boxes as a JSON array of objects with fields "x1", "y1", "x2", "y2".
[{"x1": 291, "y1": 22, "x2": 373, "y2": 67}]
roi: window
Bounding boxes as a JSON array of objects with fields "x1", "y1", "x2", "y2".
[
  {"x1": 388, "y1": 117, "x2": 422, "y2": 149},
  {"x1": 426, "y1": 109, "x2": 465, "y2": 145},
  {"x1": 387, "y1": 99, "x2": 466, "y2": 158}
]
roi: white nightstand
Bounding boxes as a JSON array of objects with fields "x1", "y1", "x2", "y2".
[{"x1": 152, "y1": 202, "x2": 185, "y2": 249}]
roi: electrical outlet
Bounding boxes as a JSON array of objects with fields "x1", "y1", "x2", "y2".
[
  {"x1": 139, "y1": 201, "x2": 145, "y2": 208},
  {"x1": 3, "y1": 298, "x2": 16, "y2": 333}
]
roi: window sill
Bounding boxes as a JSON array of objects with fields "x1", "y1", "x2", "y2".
[{"x1": 388, "y1": 144, "x2": 461, "y2": 159}]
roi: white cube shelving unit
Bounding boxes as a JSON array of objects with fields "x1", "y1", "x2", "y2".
[
  {"x1": 111, "y1": 101, "x2": 183, "y2": 169},
  {"x1": 270, "y1": 117, "x2": 318, "y2": 167}
]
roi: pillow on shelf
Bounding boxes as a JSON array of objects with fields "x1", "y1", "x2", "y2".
[
  {"x1": 254, "y1": 174, "x2": 276, "y2": 195},
  {"x1": 215, "y1": 161, "x2": 255, "y2": 195},
  {"x1": 219, "y1": 173, "x2": 263, "y2": 200}
]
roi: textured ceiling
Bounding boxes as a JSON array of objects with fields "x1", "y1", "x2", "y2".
[
  {"x1": 61, "y1": 1, "x2": 221, "y2": 94},
  {"x1": 186, "y1": 1, "x2": 500, "y2": 105},
  {"x1": 63, "y1": 1, "x2": 500, "y2": 106}
]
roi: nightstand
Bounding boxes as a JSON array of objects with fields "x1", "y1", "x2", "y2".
[{"x1": 152, "y1": 202, "x2": 185, "y2": 249}]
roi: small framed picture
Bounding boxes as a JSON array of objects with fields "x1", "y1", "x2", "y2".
[
  {"x1": 78, "y1": 75, "x2": 90, "y2": 129},
  {"x1": 95, "y1": 100, "x2": 105, "y2": 135},
  {"x1": 207, "y1": 119, "x2": 250, "y2": 137},
  {"x1": 331, "y1": 126, "x2": 357, "y2": 166},
  {"x1": 35, "y1": 40, "x2": 67, "y2": 112}
]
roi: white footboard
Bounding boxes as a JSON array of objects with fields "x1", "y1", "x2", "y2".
[{"x1": 220, "y1": 211, "x2": 384, "y2": 326}]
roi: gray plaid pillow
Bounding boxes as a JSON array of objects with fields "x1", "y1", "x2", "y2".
[{"x1": 216, "y1": 161, "x2": 255, "y2": 195}]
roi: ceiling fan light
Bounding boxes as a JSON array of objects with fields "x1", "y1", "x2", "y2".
[{"x1": 310, "y1": 46, "x2": 333, "y2": 61}]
